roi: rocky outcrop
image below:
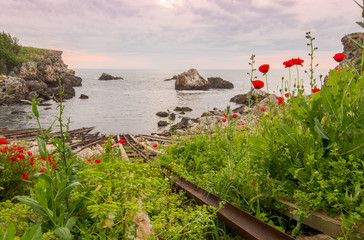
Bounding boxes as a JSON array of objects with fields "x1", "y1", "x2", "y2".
[
  {"x1": 0, "y1": 76, "x2": 30, "y2": 105},
  {"x1": 1, "y1": 49, "x2": 82, "y2": 104},
  {"x1": 98, "y1": 73, "x2": 123, "y2": 80},
  {"x1": 230, "y1": 89, "x2": 269, "y2": 106},
  {"x1": 207, "y1": 77, "x2": 234, "y2": 89},
  {"x1": 175, "y1": 69, "x2": 234, "y2": 90},
  {"x1": 325, "y1": 32, "x2": 364, "y2": 84},
  {"x1": 175, "y1": 69, "x2": 210, "y2": 90},
  {"x1": 341, "y1": 32, "x2": 363, "y2": 68}
]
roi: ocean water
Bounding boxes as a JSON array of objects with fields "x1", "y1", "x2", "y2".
[{"x1": 0, "y1": 68, "x2": 328, "y2": 135}]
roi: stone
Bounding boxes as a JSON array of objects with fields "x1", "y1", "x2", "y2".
[
  {"x1": 175, "y1": 69, "x2": 210, "y2": 90},
  {"x1": 207, "y1": 77, "x2": 234, "y2": 89},
  {"x1": 158, "y1": 121, "x2": 168, "y2": 127},
  {"x1": 98, "y1": 73, "x2": 123, "y2": 80},
  {"x1": 79, "y1": 94, "x2": 89, "y2": 99},
  {"x1": 169, "y1": 113, "x2": 176, "y2": 120},
  {"x1": 156, "y1": 111, "x2": 169, "y2": 117},
  {"x1": 164, "y1": 75, "x2": 177, "y2": 81},
  {"x1": 11, "y1": 110, "x2": 25, "y2": 114},
  {"x1": 174, "y1": 106, "x2": 192, "y2": 112},
  {"x1": 230, "y1": 89, "x2": 269, "y2": 105}
]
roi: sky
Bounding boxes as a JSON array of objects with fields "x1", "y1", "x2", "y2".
[{"x1": 0, "y1": 0, "x2": 362, "y2": 69}]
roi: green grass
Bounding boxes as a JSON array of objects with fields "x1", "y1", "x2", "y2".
[{"x1": 17, "y1": 46, "x2": 49, "y2": 62}]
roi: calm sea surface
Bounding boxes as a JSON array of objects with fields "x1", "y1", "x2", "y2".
[{"x1": 0, "y1": 69, "x2": 328, "y2": 134}]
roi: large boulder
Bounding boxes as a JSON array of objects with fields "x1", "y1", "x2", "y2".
[
  {"x1": 230, "y1": 89, "x2": 269, "y2": 106},
  {"x1": 207, "y1": 77, "x2": 234, "y2": 89},
  {"x1": 0, "y1": 76, "x2": 30, "y2": 105},
  {"x1": 98, "y1": 73, "x2": 123, "y2": 80},
  {"x1": 175, "y1": 69, "x2": 210, "y2": 90}
]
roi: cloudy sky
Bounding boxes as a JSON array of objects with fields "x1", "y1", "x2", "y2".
[{"x1": 0, "y1": 0, "x2": 362, "y2": 69}]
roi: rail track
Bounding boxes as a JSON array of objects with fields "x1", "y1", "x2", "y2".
[{"x1": 0, "y1": 127, "x2": 340, "y2": 239}]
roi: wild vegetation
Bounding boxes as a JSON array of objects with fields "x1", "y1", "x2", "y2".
[
  {"x1": 0, "y1": 3, "x2": 363, "y2": 239},
  {"x1": 0, "y1": 32, "x2": 47, "y2": 74}
]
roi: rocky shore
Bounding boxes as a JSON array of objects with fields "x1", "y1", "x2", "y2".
[
  {"x1": 0, "y1": 49, "x2": 82, "y2": 105},
  {"x1": 155, "y1": 89, "x2": 275, "y2": 136}
]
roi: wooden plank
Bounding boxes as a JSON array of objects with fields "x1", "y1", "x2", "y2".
[
  {"x1": 278, "y1": 199, "x2": 364, "y2": 239},
  {"x1": 117, "y1": 135, "x2": 129, "y2": 161}
]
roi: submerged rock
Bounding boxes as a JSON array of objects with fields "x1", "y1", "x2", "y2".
[{"x1": 79, "y1": 94, "x2": 89, "y2": 99}]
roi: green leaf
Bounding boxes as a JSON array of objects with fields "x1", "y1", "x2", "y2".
[
  {"x1": 37, "y1": 136, "x2": 48, "y2": 158},
  {"x1": 65, "y1": 216, "x2": 78, "y2": 231},
  {"x1": 13, "y1": 196, "x2": 48, "y2": 217},
  {"x1": 344, "y1": 134, "x2": 364, "y2": 155},
  {"x1": 55, "y1": 182, "x2": 81, "y2": 203},
  {"x1": 32, "y1": 100, "x2": 39, "y2": 118},
  {"x1": 21, "y1": 223, "x2": 42, "y2": 240},
  {"x1": 34, "y1": 173, "x2": 53, "y2": 183},
  {"x1": 54, "y1": 227, "x2": 72, "y2": 240},
  {"x1": 314, "y1": 118, "x2": 330, "y2": 140},
  {"x1": 2, "y1": 222, "x2": 15, "y2": 240},
  {"x1": 67, "y1": 187, "x2": 94, "y2": 219}
]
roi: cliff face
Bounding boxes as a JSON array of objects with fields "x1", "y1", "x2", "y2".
[
  {"x1": 0, "y1": 49, "x2": 82, "y2": 105},
  {"x1": 335, "y1": 32, "x2": 364, "y2": 70}
]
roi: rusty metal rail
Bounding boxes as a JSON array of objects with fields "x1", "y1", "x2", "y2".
[
  {"x1": 119, "y1": 134, "x2": 150, "y2": 161},
  {"x1": 162, "y1": 166, "x2": 294, "y2": 240}
]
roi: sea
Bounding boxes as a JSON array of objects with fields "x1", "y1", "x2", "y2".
[{"x1": 0, "y1": 68, "x2": 328, "y2": 135}]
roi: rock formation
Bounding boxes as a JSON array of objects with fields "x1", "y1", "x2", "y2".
[
  {"x1": 175, "y1": 68, "x2": 234, "y2": 90},
  {"x1": 98, "y1": 73, "x2": 123, "y2": 80},
  {"x1": 175, "y1": 69, "x2": 210, "y2": 90},
  {"x1": 207, "y1": 77, "x2": 234, "y2": 89},
  {"x1": 0, "y1": 49, "x2": 82, "y2": 105},
  {"x1": 325, "y1": 32, "x2": 364, "y2": 84}
]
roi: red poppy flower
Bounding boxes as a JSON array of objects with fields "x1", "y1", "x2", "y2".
[
  {"x1": 41, "y1": 157, "x2": 46, "y2": 161},
  {"x1": 87, "y1": 159, "x2": 91, "y2": 162},
  {"x1": 312, "y1": 88, "x2": 321, "y2": 93},
  {"x1": 260, "y1": 108, "x2": 266, "y2": 112},
  {"x1": 16, "y1": 154, "x2": 25, "y2": 159},
  {"x1": 333, "y1": 53, "x2": 345, "y2": 62},
  {"x1": 102, "y1": 138, "x2": 107, "y2": 141},
  {"x1": 223, "y1": 113, "x2": 226, "y2": 117},
  {"x1": 252, "y1": 80, "x2": 264, "y2": 89},
  {"x1": 241, "y1": 123, "x2": 245, "y2": 125},
  {"x1": 232, "y1": 114, "x2": 238, "y2": 118},
  {"x1": 222, "y1": 119, "x2": 227, "y2": 122},
  {"x1": 285, "y1": 93, "x2": 289, "y2": 98},
  {"x1": 153, "y1": 144, "x2": 158, "y2": 148},
  {"x1": 22, "y1": 173, "x2": 28, "y2": 180},
  {"x1": 277, "y1": 97, "x2": 284, "y2": 104},
  {"x1": 0, "y1": 138, "x2": 8, "y2": 145},
  {"x1": 292, "y1": 58, "x2": 304, "y2": 66},
  {"x1": 39, "y1": 169, "x2": 45, "y2": 173},
  {"x1": 10, "y1": 157, "x2": 18, "y2": 162},
  {"x1": 118, "y1": 139, "x2": 126, "y2": 144},
  {"x1": 27, "y1": 151, "x2": 33, "y2": 156},
  {"x1": 95, "y1": 159, "x2": 101, "y2": 163},
  {"x1": 258, "y1": 64, "x2": 270, "y2": 74},
  {"x1": 283, "y1": 60, "x2": 294, "y2": 68},
  {"x1": 30, "y1": 160, "x2": 34, "y2": 165},
  {"x1": 48, "y1": 156, "x2": 52, "y2": 162}
]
